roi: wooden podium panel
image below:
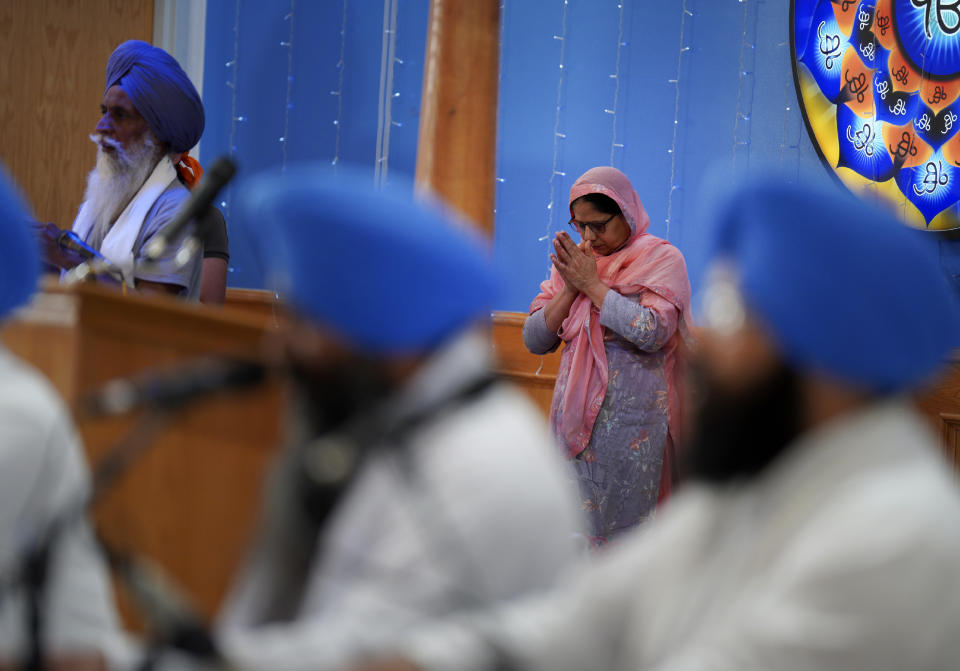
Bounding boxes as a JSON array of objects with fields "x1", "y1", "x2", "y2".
[
  {"x1": 1, "y1": 281, "x2": 285, "y2": 623},
  {"x1": 489, "y1": 309, "x2": 960, "y2": 473},
  {"x1": 491, "y1": 311, "x2": 560, "y2": 415}
]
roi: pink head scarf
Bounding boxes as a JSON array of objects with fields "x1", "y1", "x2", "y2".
[{"x1": 530, "y1": 167, "x2": 692, "y2": 483}]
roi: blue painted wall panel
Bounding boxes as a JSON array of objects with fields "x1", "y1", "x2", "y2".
[
  {"x1": 201, "y1": 0, "x2": 429, "y2": 288},
  {"x1": 202, "y1": 1, "x2": 823, "y2": 309}
]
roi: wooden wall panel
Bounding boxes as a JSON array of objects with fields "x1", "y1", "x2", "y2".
[
  {"x1": 224, "y1": 289, "x2": 563, "y2": 416},
  {"x1": 0, "y1": 0, "x2": 153, "y2": 227}
]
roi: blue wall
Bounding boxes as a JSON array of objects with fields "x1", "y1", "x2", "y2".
[
  {"x1": 201, "y1": 0, "x2": 429, "y2": 288},
  {"x1": 201, "y1": 1, "x2": 822, "y2": 309}
]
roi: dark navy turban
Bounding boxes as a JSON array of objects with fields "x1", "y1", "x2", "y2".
[
  {"x1": 704, "y1": 177, "x2": 960, "y2": 394},
  {"x1": 0, "y1": 165, "x2": 39, "y2": 320},
  {"x1": 105, "y1": 40, "x2": 205, "y2": 154},
  {"x1": 234, "y1": 164, "x2": 498, "y2": 355}
]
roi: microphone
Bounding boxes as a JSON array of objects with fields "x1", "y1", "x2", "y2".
[
  {"x1": 56, "y1": 230, "x2": 104, "y2": 261},
  {"x1": 143, "y1": 156, "x2": 237, "y2": 262},
  {"x1": 81, "y1": 356, "x2": 266, "y2": 417}
]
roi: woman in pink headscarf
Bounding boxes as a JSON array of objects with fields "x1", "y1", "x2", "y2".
[{"x1": 524, "y1": 167, "x2": 692, "y2": 545}]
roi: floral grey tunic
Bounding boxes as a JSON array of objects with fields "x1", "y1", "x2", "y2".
[{"x1": 524, "y1": 289, "x2": 678, "y2": 544}]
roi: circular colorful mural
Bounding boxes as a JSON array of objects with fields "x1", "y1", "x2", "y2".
[{"x1": 791, "y1": 0, "x2": 960, "y2": 231}]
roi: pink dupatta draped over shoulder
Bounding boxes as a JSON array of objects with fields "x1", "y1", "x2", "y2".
[{"x1": 530, "y1": 167, "x2": 692, "y2": 495}]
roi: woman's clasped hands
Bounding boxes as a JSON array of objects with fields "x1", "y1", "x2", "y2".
[
  {"x1": 550, "y1": 231, "x2": 609, "y2": 307},
  {"x1": 551, "y1": 231, "x2": 598, "y2": 293}
]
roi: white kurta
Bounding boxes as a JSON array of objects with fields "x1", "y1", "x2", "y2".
[
  {"x1": 0, "y1": 347, "x2": 121, "y2": 662},
  {"x1": 405, "y1": 399, "x2": 960, "y2": 671},
  {"x1": 216, "y1": 331, "x2": 586, "y2": 671}
]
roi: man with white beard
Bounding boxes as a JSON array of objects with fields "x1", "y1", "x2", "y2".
[{"x1": 38, "y1": 40, "x2": 207, "y2": 299}]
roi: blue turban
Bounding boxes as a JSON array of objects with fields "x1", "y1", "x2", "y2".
[
  {"x1": 0, "y1": 165, "x2": 39, "y2": 321},
  {"x1": 705, "y1": 178, "x2": 960, "y2": 394},
  {"x1": 234, "y1": 164, "x2": 498, "y2": 355},
  {"x1": 105, "y1": 40, "x2": 204, "y2": 153}
]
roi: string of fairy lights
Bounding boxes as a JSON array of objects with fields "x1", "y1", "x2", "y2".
[
  {"x1": 665, "y1": 0, "x2": 692, "y2": 238},
  {"x1": 542, "y1": 0, "x2": 570, "y2": 244},
  {"x1": 607, "y1": 1, "x2": 626, "y2": 166},
  {"x1": 732, "y1": 0, "x2": 756, "y2": 174},
  {"x1": 374, "y1": 0, "x2": 401, "y2": 188},
  {"x1": 219, "y1": 0, "x2": 417, "y2": 193},
  {"x1": 279, "y1": 0, "x2": 295, "y2": 171},
  {"x1": 220, "y1": 0, "x2": 242, "y2": 217},
  {"x1": 331, "y1": 0, "x2": 348, "y2": 170},
  {"x1": 779, "y1": 40, "x2": 803, "y2": 178},
  {"x1": 493, "y1": 0, "x2": 507, "y2": 220},
  {"x1": 211, "y1": 1, "x2": 810, "y2": 294}
]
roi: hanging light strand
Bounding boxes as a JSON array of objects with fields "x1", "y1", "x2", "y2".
[
  {"x1": 608, "y1": 1, "x2": 626, "y2": 166},
  {"x1": 494, "y1": 0, "x2": 507, "y2": 212},
  {"x1": 542, "y1": 0, "x2": 570, "y2": 244},
  {"x1": 665, "y1": 0, "x2": 692, "y2": 238},
  {"x1": 732, "y1": 0, "x2": 757, "y2": 172},
  {"x1": 330, "y1": 0, "x2": 348, "y2": 169},
  {"x1": 279, "y1": 0, "x2": 295, "y2": 170},
  {"x1": 374, "y1": 0, "x2": 400, "y2": 188},
  {"x1": 221, "y1": 0, "x2": 243, "y2": 217},
  {"x1": 777, "y1": 39, "x2": 804, "y2": 181}
]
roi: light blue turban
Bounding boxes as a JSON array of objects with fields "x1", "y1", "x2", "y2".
[
  {"x1": 105, "y1": 40, "x2": 205, "y2": 154},
  {"x1": 705, "y1": 178, "x2": 960, "y2": 394},
  {"x1": 0, "y1": 165, "x2": 39, "y2": 320},
  {"x1": 234, "y1": 164, "x2": 498, "y2": 355}
]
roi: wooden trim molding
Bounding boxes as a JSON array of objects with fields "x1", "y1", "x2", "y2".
[
  {"x1": 209, "y1": 302, "x2": 560, "y2": 414},
  {"x1": 491, "y1": 310, "x2": 559, "y2": 415},
  {"x1": 223, "y1": 287, "x2": 280, "y2": 327}
]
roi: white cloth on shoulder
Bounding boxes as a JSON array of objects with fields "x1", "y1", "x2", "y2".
[{"x1": 71, "y1": 156, "x2": 178, "y2": 286}]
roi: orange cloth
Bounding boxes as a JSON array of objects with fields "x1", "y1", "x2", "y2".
[{"x1": 175, "y1": 155, "x2": 204, "y2": 190}]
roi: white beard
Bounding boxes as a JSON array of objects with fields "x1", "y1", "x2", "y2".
[{"x1": 82, "y1": 131, "x2": 164, "y2": 250}]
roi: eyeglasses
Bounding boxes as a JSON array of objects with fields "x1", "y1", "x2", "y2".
[{"x1": 568, "y1": 213, "x2": 616, "y2": 235}]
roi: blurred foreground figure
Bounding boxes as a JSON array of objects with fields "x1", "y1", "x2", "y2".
[
  {"x1": 360, "y1": 177, "x2": 960, "y2": 671},
  {"x1": 211, "y1": 165, "x2": 584, "y2": 670},
  {"x1": 0, "y1": 167, "x2": 121, "y2": 669}
]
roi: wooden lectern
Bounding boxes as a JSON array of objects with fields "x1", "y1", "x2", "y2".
[{"x1": 1, "y1": 280, "x2": 285, "y2": 623}]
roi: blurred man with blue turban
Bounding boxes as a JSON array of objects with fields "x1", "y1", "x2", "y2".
[
  {"x1": 0, "y1": 166, "x2": 122, "y2": 669},
  {"x1": 358, "y1": 176, "x2": 960, "y2": 671},
  {"x1": 36, "y1": 40, "x2": 209, "y2": 299},
  {"x1": 197, "y1": 164, "x2": 584, "y2": 671}
]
